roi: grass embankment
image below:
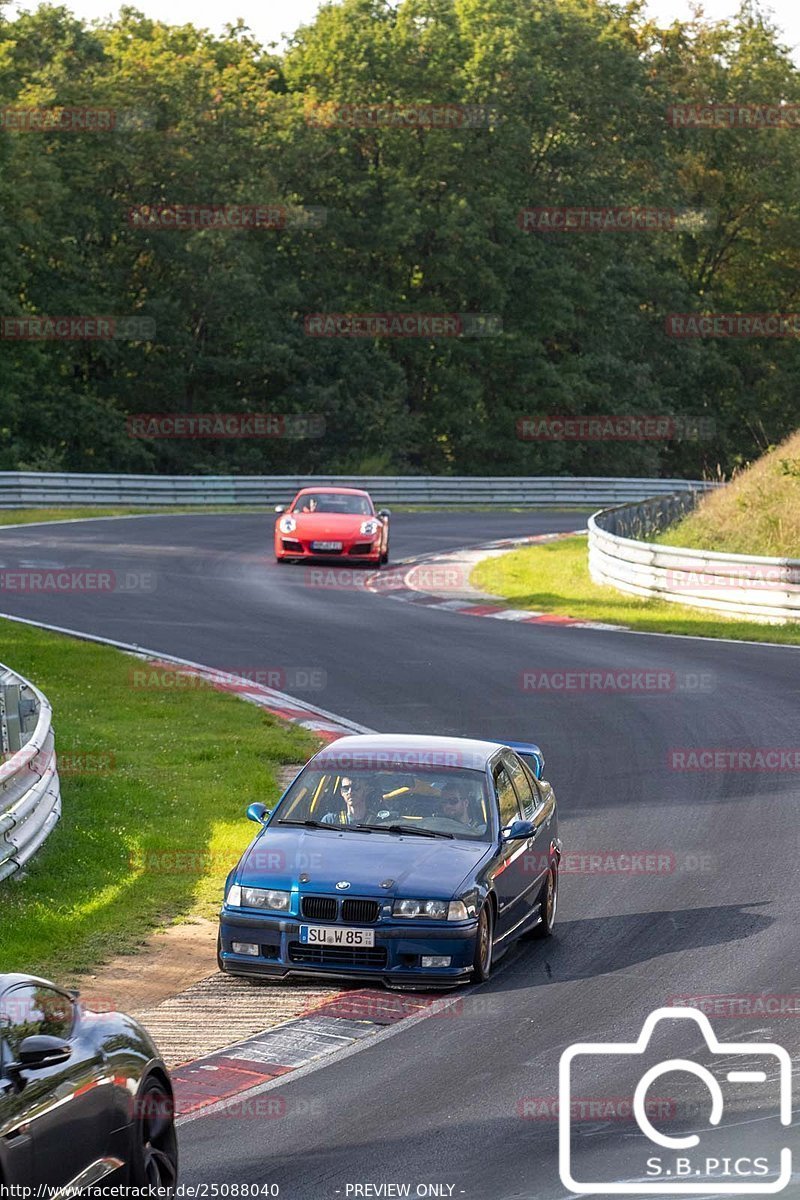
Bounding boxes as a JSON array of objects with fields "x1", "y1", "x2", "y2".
[
  {"x1": 658, "y1": 430, "x2": 800, "y2": 558},
  {"x1": 471, "y1": 537, "x2": 800, "y2": 645},
  {"x1": 0, "y1": 619, "x2": 318, "y2": 979}
]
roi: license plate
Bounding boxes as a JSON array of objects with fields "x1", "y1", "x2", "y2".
[
  {"x1": 300, "y1": 924, "x2": 375, "y2": 947},
  {"x1": 312, "y1": 541, "x2": 342, "y2": 551}
]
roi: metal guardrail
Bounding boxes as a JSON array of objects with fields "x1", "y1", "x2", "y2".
[
  {"x1": 0, "y1": 665, "x2": 61, "y2": 882},
  {"x1": 0, "y1": 472, "x2": 715, "y2": 508},
  {"x1": 588, "y1": 493, "x2": 800, "y2": 623}
]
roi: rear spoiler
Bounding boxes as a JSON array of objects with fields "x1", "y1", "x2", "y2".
[{"x1": 494, "y1": 739, "x2": 545, "y2": 780}]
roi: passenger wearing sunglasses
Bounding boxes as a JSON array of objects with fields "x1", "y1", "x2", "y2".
[{"x1": 438, "y1": 781, "x2": 483, "y2": 831}]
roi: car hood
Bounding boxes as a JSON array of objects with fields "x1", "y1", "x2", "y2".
[
  {"x1": 284, "y1": 513, "x2": 368, "y2": 537},
  {"x1": 239, "y1": 825, "x2": 489, "y2": 898}
]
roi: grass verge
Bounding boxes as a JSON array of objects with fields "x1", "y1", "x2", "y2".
[
  {"x1": 471, "y1": 537, "x2": 800, "y2": 645},
  {"x1": 0, "y1": 506, "x2": 270, "y2": 525},
  {"x1": 0, "y1": 618, "x2": 318, "y2": 980}
]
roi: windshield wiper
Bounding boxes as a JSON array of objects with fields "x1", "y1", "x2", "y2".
[
  {"x1": 278, "y1": 819, "x2": 372, "y2": 833},
  {"x1": 357, "y1": 823, "x2": 454, "y2": 840}
]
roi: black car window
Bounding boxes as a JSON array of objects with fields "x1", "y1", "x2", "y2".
[
  {"x1": 504, "y1": 753, "x2": 536, "y2": 819},
  {"x1": 494, "y1": 764, "x2": 521, "y2": 829},
  {"x1": 0, "y1": 985, "x2": 74, "y2": 1059}
]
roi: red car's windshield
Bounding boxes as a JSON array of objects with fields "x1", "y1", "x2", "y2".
[{"x1": 291, "y1": 492, "x2": 373, "y2": 515}]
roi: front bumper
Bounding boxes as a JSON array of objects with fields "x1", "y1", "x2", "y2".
[
  {"x1": 276, "y1": 537, "x2": 381, "y2": 561},
  {"x1": 218, "y1": 909, "x2": 477, "y2": 986}
]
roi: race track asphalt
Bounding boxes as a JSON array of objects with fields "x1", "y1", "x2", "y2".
[{"x1": 1, "y1": 511, "x2": 798, "y2": 1199}]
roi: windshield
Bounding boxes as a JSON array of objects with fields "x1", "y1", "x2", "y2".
[
  {"x1": 291, "y1": 492, "x2": 373, "y2": 515},
  {"x1": 276, "y1": 766, "x2": 492, "y2": 842}
]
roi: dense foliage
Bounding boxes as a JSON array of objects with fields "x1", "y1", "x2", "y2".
[{"x1": 1, "y1": 0, "x2": 799, "y2": 477}]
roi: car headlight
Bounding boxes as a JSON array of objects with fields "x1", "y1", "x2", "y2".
[
  {"x1": 392, "y1": 898, "x2": 460, "y2": 920},
  {"x1": 360, "y1": 519, "x2": 380, "y2": 536},
  {"x1": 279, "y1": 516, "x2": 297, "y2": 534},
  {"x1": 226, "y1": 883, "x2": 242, "y2": 906},
  {"x1": 241, "y1": 886, "x2": 291, "y2": 911}
]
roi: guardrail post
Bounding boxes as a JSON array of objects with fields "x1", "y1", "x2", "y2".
[{"x1": 0, "y1": 672, "x2": 22, "y2": 754}]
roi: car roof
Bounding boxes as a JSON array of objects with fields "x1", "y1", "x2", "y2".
[
  {"x1": 294, "y1": 486, "x2": 371, "y2": 497},
  {"x1": 0, "y1": 972, "x2": 56, "y2": 992},
  {"x1": 312, "y1": 733, "x2": 503, "y2": 769}
]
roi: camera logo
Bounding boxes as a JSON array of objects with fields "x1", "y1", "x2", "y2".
[{"x1": 559, "y1": 1007, "x2": 792, "y2": 1194}]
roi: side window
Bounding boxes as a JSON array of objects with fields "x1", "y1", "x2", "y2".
[
  {"x1": 505, "y1": 753, "x2": 536, "y2": 819},
  {"x1": 529, "y1": 772, "x2": 545, "y2": 809},
  {"x1": 494, "y1": 765, "x2": 521, "y2": 829},
  {"x1": 0, "y1": 985, "x2": 73, "y2": 1059}
]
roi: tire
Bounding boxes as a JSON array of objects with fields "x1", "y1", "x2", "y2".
[
  {"x1": 129, "y1": 1074, "x2": 178, "y2": 1190},
  {"x1": 380, "y1": 547, "x2": 389, "y2": 565},
  {"x1": 471, "y1": 902, "x2": 494, "y2": 982},
  {"x1": 532, "y1": 864, "x2": 558, "y2": 939}
]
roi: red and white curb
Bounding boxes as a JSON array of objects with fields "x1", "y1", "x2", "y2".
[
  {"x1": 366, "y1": 530, "x2": 625, "y2": 631},
  {"x1": 138, "y1": 656, "x2": 368, "y2": 743},
  {"x1": 172, "y1": 990, "x2": 459, "y2": 1121},
  {"x1": 0, "y1": 613, "x2": 370, "y2": 743}
]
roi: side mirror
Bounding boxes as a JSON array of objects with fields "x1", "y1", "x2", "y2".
[
  {"x1": 377, "y1": 508, "x2": 391, "y2": 519},
  {"x1": 9, "y1": 1035, "x2": 71, "y2": 1075},
  {"x1": 503, "y1": 819, "x2": 536, "y2": 841},
  {"x1": 274, "y1": 505, "x2": 286, "y2": 514},
  {"x1": 246, "y1": 802, "x2": 270, "y2": 824}
]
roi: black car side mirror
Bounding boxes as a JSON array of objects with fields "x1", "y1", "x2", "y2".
[
  {"x1": 503, "y1": 819, "x2": 536, "y2": 841},
  {"x1": 377, "y1": 508, "x2": 391, "y2": 519},
  {"x1": 9, "y1": 1035, "x2": 72, "y2": 1077}
]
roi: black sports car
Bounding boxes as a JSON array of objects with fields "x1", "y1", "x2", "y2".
[{"x1": 0, "y1": 973, "x2": 177, "y2": 1192}]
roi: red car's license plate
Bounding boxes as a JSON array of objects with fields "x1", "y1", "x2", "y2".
[{"x1": 312, "y1": 541, "x2": 343, "y2": 551}]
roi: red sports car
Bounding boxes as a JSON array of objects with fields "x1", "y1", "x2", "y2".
[{"x1": 274, "y1": 486, "x2": 390, "y2": 565}]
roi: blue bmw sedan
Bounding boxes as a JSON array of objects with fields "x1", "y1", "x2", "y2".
[{"x1": 218, "y1": 734, "x2": 561, "y2": 987}]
